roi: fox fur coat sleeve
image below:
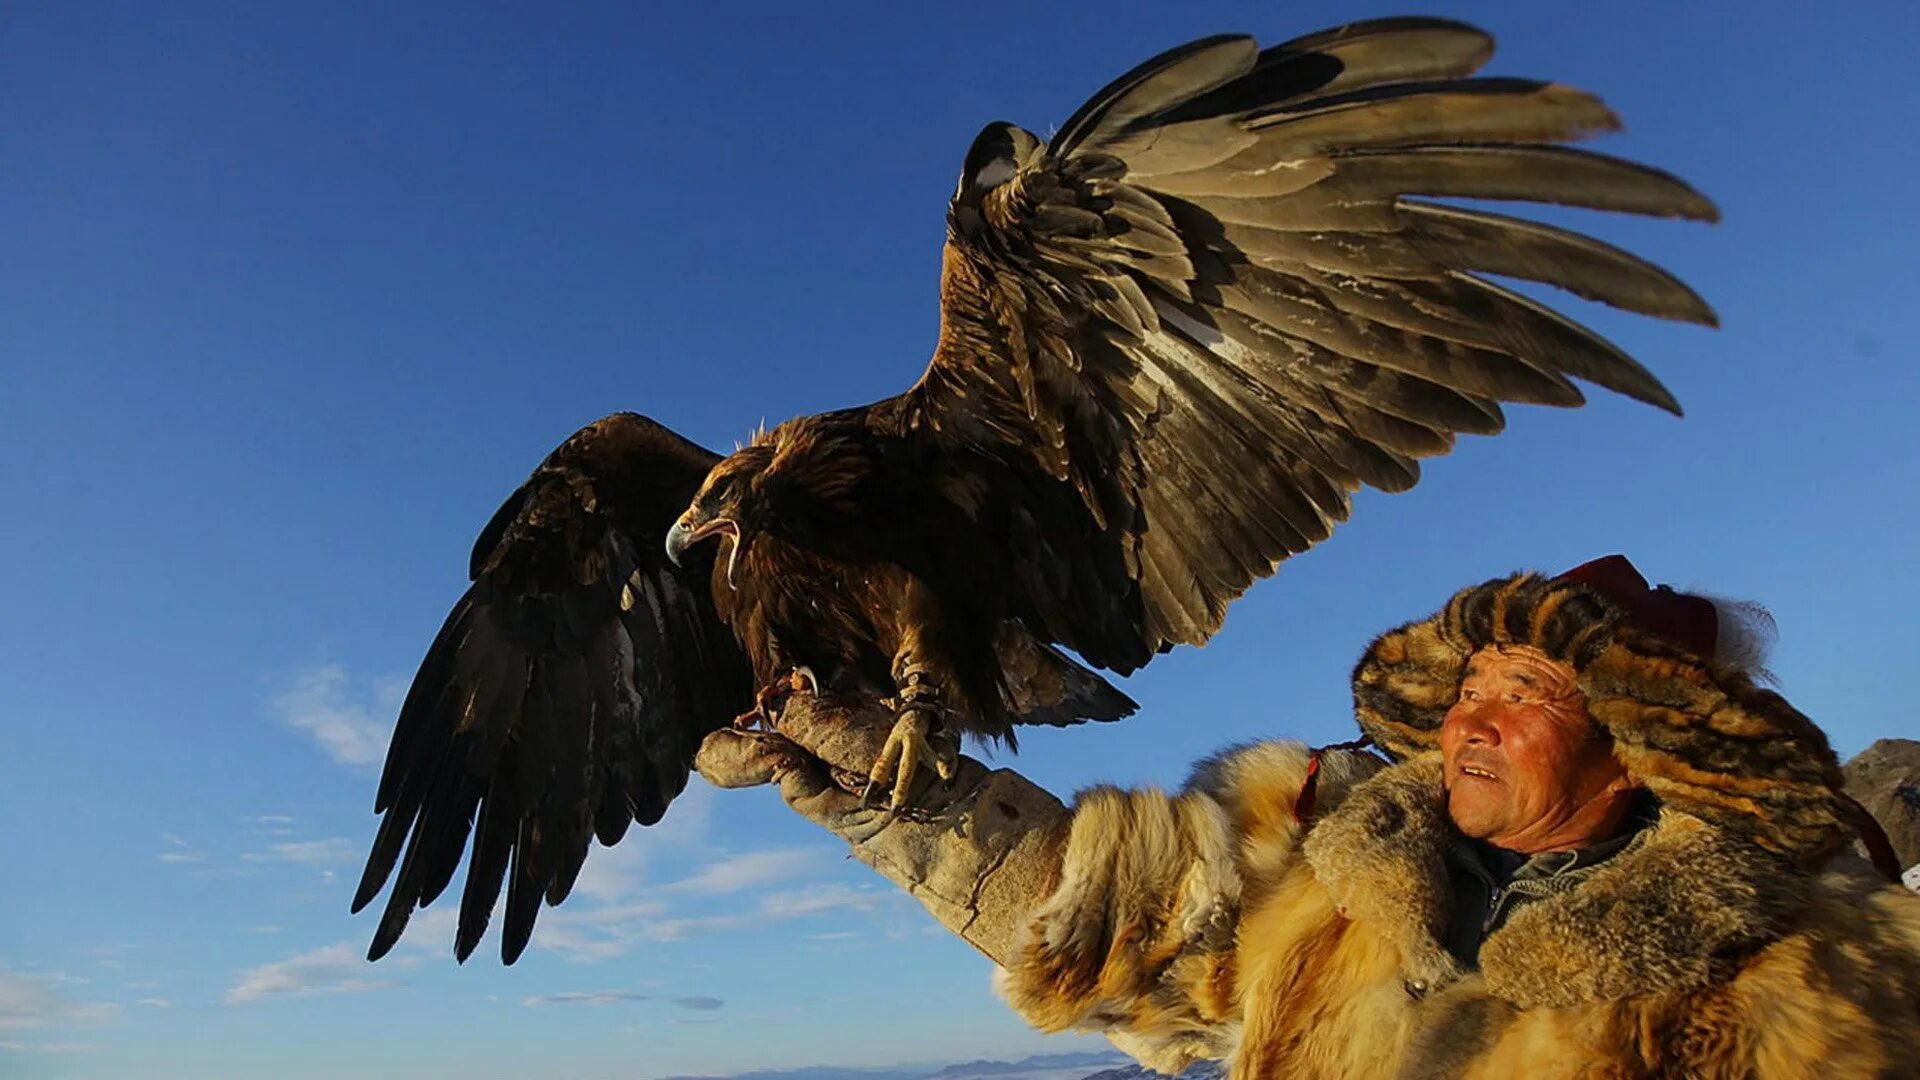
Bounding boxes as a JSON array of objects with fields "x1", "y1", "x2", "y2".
[{"x1": 999, "y1": 741, "x2": 1387, "y2": 1074}]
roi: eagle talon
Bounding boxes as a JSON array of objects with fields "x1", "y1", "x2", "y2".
[
  {"x1": 865, "y1": 705, "x2": 960, "y2": 813},
  {"x1": 735, "y1": 666, "x2": 822, "y2": 731}
]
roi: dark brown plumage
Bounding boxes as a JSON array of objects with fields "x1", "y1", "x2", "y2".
[
  {"x1": 353, "y1": 417, "x2": 753, "y2": 964},
  {"x1": 355, "y1": 16, "x2": 1717, "y2": 964}
]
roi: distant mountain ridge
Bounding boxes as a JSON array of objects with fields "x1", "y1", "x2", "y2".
[
  {"x1": 654, "y1": 1066, "x2": 923, "y2": 1080},
  {"x1": 921, "y1": 1052, "x2": 1136, "y2": 1078},
  {"x1": 1080, "y1": 1062, "x2": 1226, "y2": 1080},
  {"x1": 652, "y1": 1048, "x2": 1226, "y2": 1080}
]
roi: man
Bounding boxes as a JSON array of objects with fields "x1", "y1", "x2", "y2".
[
  {"x1": 1435, "y1": 635, "x2": 1650, "y2": 969},
  {"x1": 699, "y1": 559, "x2": 1920, "y2": 1077}
]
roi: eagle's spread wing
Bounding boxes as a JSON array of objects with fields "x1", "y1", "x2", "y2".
[
  {"x1": 882, "y1": 18, "x2": 1715, "y2": 674},
  {"x1": 352, "y1": 413, "x2": 751, "y2": 964}
]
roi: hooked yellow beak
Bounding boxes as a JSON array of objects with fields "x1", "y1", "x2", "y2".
[{"x1": 664, "y1": 514, "x2": 737, "y2": 568}]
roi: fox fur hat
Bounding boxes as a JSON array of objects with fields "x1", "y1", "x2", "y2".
[{"x1": 1351, "y1": 556, "x2": 1855, "y2": 867}]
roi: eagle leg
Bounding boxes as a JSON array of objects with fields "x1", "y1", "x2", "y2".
[
  {"x1": 733, "y1": 665, "x2": 820, "y2": 731},
  {"x1": 860, "y1": 675, "x2": 960, "y2": 811}
]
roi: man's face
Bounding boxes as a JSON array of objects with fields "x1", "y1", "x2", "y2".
[{"x1": 1440, "y1": 645, "x2": 1633, "y2": 853}]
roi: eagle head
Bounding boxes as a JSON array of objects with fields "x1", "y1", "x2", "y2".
[
  {"x1": 664, "y1": 442, "x2": 774, "y2": 580},
  {"x1": 665, "y1": 417, "x2": 878, "y2": 584}
]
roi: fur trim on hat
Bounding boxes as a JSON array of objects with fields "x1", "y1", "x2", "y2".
[
  {"x1": 1695, "y1": 591, "x2": 1779, "y2": 682},
  {"x1": 1351, "y1": 572, "x2": 1852, "y2": 866}
]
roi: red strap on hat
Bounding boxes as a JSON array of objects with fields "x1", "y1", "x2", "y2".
[
  {"x1": 1555, "y1": 554, "x2": 1719, "y2": 659},
  {"x1": 1293, "y1": 736, "x2": 1379, "y2": 824},
  {"x1": 1837, "y1": 794, "x2": 1907, "y2": 884}
]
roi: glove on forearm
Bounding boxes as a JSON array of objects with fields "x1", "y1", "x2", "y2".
[{"x1": 695, "y1": 695, "x2": 1070, "y2": 969}]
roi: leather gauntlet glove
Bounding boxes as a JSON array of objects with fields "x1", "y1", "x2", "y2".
[{"x1": 694, "y1": 694, "x2": 1069, "y2": 968}]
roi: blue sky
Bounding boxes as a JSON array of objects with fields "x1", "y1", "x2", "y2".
[{"x1": 3, "y1": 3, "x2": 1917, "y2": 1077}]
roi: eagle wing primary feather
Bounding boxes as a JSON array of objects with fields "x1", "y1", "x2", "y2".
[
  {"x1": 352, "y1": 413, "x2": 752, "y2": 965},
  {"x1": 879, "y1": 16, "x2": 1716, "y2": 674}
]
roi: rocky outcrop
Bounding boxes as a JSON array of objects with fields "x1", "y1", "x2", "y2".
[{"x1": 1843, "y1": 738, "x2": 1920, "y2": 874}]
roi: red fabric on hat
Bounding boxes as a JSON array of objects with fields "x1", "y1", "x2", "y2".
[{"x1": 1556, "y1": 554, "x2": 1719, "y2": 659}]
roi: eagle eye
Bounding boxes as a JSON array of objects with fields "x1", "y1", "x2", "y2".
[{"x1": 703, "y1": 473, "x2": 739, "y2": 504}]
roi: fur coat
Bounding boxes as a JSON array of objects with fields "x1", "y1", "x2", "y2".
[{"x1": 998, "y1": 573, "x2": 1920, "y2": 1078}]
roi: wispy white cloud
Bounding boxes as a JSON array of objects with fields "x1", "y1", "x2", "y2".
[
  {"x1": 520, "y1": 990, "x2": 723, "y2": 1011},
  {"x1": 242, "y1": 839, "x2": 358, "y2": 866},
  {"x1": 568, "y1": 836, "x2": 651, "y2": 906},
  {"x1": 226, "y1": 909, "x2": 455, "y2": 1004},
  {"x1": 135, "y1": 998, "x2": 171, "y2": 1009},
  {"x1": 567, "y1": 784, "x2": 719, "y2": 906},
  {"x1": 245, "y1": 814, "x2": 297, "y2": 838},
  {"x1": 535, "y1": 841, "x2": 821, "y2": 959},
  {"x1": 0, "y1": 1038, "x2": 96, "y2": 1052},
  {"x1": 0, "y1": 972, "x2": 120, "y2": 1032},
  {"x1": 663, "y1": 848, "x2": 815, "y2": 896},
  {"x1": 530, "y1": 901, "x2": 672, "y2": 962},
  {"x1": 757, "y1": 882, "x2": 885, "y2": 919},
  {"x1": 224, "y1": 944, "x2": 398, "y2": 1004},
  {"x1": 394, "y1": 907, "x2": 460, "y2": 954},
  {"x1": 521, "y1": 989, "x2": 651, "y2": 1007},
  {"x1": 156, "y1": 832, "x2": 209, "y2": 864},
  {"x1": 614, "y1": 912, "x2": 755, "y2": 945},
  {"x1": 528, "y1": 880, "x2": 889, "y2": 961},
  {"x1": 541, "y1": 900, "x2": 671, "y2": 930},
  {"x1": 85, "y1": 944, "x2": 137, "y2": 975},
  {"x1": 270, "y1": 664, "x2": 404, "y2": 769}
]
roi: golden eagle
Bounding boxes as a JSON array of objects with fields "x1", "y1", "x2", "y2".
[{"x1": 353, "y1": 16, "x2": 1717, "y2": 965}]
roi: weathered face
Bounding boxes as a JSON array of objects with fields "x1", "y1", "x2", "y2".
[{"x1": 1440, "y1": 645, "x2": 1634, "y2": 853}]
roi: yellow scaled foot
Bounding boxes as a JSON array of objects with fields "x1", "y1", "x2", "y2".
[{"x1": 861, "y1": 707, "x2": 959, "y2": 812}]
